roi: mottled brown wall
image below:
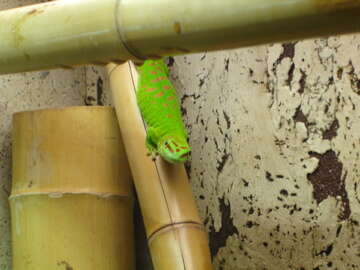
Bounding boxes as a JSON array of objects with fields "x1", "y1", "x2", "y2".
[{"x1": 169, "y1": 35, "x2": 360, "y2": 269}]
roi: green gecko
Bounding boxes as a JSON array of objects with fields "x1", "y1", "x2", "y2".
[{"x1": 136, "y1": 59, "x2": 191, "y2": 164}]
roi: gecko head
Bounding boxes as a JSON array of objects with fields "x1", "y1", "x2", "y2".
[{"x1": 158, "y1": 135, "x2": 191, "y2": 164}]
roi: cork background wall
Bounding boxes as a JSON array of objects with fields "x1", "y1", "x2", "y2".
[
  {"x1": 1, "y1": 1, "x2": 360, "y2": 270},
  {"x1": 169, "y1": 35, "x2": 360, "y2": 269}
]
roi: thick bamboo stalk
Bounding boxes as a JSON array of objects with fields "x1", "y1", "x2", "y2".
[
  {"x1": 10, "y1": 107, "x2": 135, "y2": 270},
  {"x1": 107, "y1": 62, "x2": 213, "y2": 270},
  {"x1": 1, "y1": 0, "x2": 360, "y2": 74},
  {"x1": 0, "y1": 0, "x2": 131, "y2": 74}
]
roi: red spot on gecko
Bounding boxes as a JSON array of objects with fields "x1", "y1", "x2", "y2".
[
  {"x1": 163, "y1": 85, "x2": 171, "y2": 90},
  {"x1": 163, "y1": 103, "x2": 169, "y2": 107},
  {"x1": 167, "y1": 114, "x2": 173, "y2": 118},
  {"x1": 146, "y1": 87, "x2": 156, "y2": 92},
  {"x1": 167, "y1": 96, "x2": 175, "y2": 101},
  {"x1": 176, "y1": 148, "x2": 180, "y2": 152},
  {"x1": 154, "y1": 91, "x2": 164, "y2": 98},
  {"x1": 150, "y1": 71, "x2": 157, "y2": 75},
  {"x1": 180, "y1": 146, "x2": 188, "y2": 150},
  {"x1": 152, "y1": 76, "x2": 166, "y2": 83}
]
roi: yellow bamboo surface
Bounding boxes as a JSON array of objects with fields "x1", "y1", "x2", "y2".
[
  {"x1": 107, "y1": 62, "x2": 213, "y2": 270},
  {"x1": 1, "y1": 0, "x2": 360, "y2": 74},
  {"x1": 10, "y1": 107, "x2": 135, "y2": 270},
  {"x1": 0, "y1": 0, "x2": 132, "y2": 74}
]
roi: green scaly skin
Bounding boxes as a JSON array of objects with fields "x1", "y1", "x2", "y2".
[{"x1": 136, "y1": 59, "x2": 190, "y2": 163}]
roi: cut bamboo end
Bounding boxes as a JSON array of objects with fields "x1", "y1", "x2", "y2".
[
  {"x1": 10, "y1": 106, "x2": 135, "y2": 270},
  {"x1": 107, "y1": 62, "x2": 213, "y2": 269}
]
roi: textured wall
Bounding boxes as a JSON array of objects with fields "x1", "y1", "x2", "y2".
[
  {"x1": 170, "y1": 35, "x2": 360, "y2": 269},
  {"x1": 1, "y1": 2, "x2": 360, "y2": 270}
]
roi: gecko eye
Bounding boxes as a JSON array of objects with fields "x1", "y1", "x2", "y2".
[{"x1": 165, "y1": 143, "x2": 174, "y2": 153}]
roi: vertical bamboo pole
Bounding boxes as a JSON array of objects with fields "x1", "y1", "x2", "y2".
[
  {"x1": 107, "y1": 63, "x2": 213, "y2": 270},
  {"x1": 10, "y1": 107, "x2": 135, "y2": 270}
]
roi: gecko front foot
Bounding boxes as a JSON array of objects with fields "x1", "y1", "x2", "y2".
[
  {"x1": 145, "y1": 128, "x2": 159, "y2": 161},
  {"x1": 146, "y1": 151, "x2": 158, "y2": 161},
  {"x1": 150, "y1": 153, "x2": 157, "y2": 161}
]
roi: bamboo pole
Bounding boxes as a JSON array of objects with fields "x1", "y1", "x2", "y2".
[
  {"x1": 1, "y1": 0, "x2": 360, "y2": 74},
  {"x1": 10, "y1": 107, "x2": 135, "y2": 270},
  {"x1": 107, "y1": 62, "x2": 213, "y2": 270},
  {"x1": 0, "y1": 0, "x2": 132, "y2": 74}
]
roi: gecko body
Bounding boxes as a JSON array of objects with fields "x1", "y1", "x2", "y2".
[{"x1": 136, "y1": 59, "x2": 190, "y2": 163}]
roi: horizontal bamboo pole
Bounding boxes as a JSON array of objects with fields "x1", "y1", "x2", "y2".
[
  {"x1": 0, "y1": 0, "x2": 131, "y2": 74},
  {"x1": 1, "y1": 0, "x2": 360, "y2": 74},
  {"x1": 107, "y1": 62, "x2": 213, "y2": 270},
  {"x1": 10, "y1": 107, "x2": 135, "y2": 270}
]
